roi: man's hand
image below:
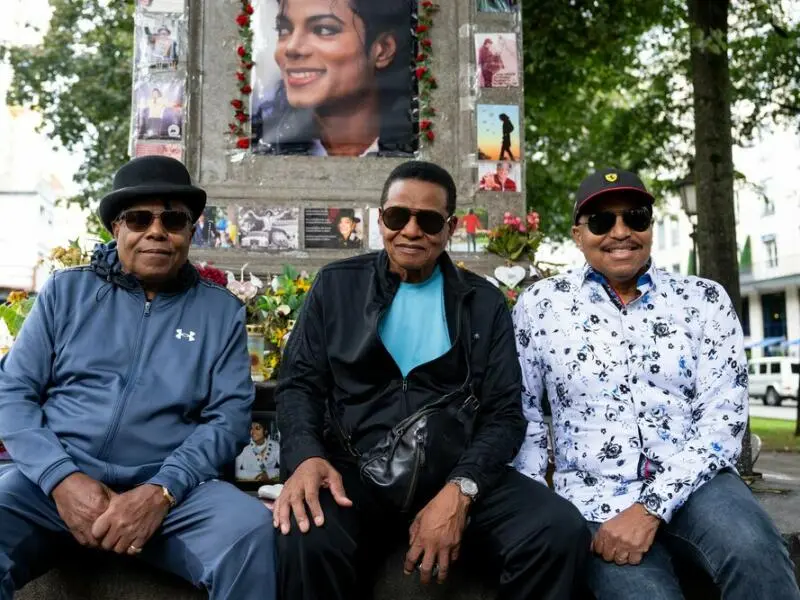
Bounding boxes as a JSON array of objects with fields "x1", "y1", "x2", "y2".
[
  {"x1": 404, "y1": 483, "x2": 470, "y2": 585},
  {"x1": 51, "y1": 472, "x2": 116, "y2": 548},
  {"x1": 273, "y1": 457, "x2": 352, "y2": 535},
  {"x1": 591, "y1": 503, "x2": 660, "y2": 565},
  {"x1": 91, "y1": 484, "x2": 171, "y2": 555}
]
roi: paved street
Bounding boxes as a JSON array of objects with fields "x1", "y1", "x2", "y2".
[{"x1": 749, "y1": 398, "x2": 798, "y2": 421}]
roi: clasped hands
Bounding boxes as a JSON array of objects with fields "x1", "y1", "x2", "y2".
[
  {"x1": 51, "y1": 472, "x2": 171, "y2": 556},
  {"x1": 590, "y1": 503, "x2": 661, "y2": 566},
  {"x1": 273, "y1": 457, "x2": 471, "y2": 585}
]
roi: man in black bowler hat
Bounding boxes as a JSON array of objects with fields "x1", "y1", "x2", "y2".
[{"x1": 0, "y1": 156, "x2": 276, "y2": 599}]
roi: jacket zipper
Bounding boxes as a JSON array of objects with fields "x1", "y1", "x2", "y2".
[
  {"x1": 96, "y1": 299, "x2": 152, "y2": 460},
  {"x1": 402, "y1": 428, "x2": 426, "y2": 512}
]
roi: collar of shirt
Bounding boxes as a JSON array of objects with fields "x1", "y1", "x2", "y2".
[
  {"x1": 578, "y1": 260, "x2": 657, "y2": 309},
  {"x1": 309, "y1": 137, "x2": 380, "y2": 157}
]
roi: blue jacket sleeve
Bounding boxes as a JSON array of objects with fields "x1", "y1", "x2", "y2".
[
  {"x1": 147, "y1": 304, "x2": 254, "y2": 504},
  {"x1": 0, "y1": 277, "x2": 81, "y2": 495}
]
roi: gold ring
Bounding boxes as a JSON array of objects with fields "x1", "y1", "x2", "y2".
[{"x1": 128, "y1": 545, "x2": 142, "y2": 555}]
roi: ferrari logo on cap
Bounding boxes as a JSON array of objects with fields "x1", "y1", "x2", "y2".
[{"x1": 605, "y1": 173, "x2": 618, "y2": 183}]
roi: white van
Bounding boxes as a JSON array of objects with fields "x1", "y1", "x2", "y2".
[{"x1": 747, "y1": 357, "x2": 800, "y2": 406}]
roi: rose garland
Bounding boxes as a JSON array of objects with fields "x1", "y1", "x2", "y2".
[
  {"x1": 230, "y1": 1, "x2": 255, "y2": 150},
  {"x1": 416, "y1": 1, "x2": 439, "y2": 144}
]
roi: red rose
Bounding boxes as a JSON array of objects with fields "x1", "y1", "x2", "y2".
[
  {"x1": 236, "y1": 71, "x2": 246, "y2": 81},
  {"x1": 243, "y1": 3, "x2": 254, "y2": 15},
  {"x1": 235, "y1": 14, "x2": 249, "y2": 27},
  {"x1": 415, "y1": 66, "x2": 427, "y2": 79},
  {"x1": 229, "y1": 123, "x2": 239, "y2": 132},
  {"x1": 422, "y1": 1, "x2": 434, "y2": 8},
  {"x1": 420, "y1": 119, "x2": 431, "y2": 130},
  {"x1": 196, "y1": 265, "x2": 228, "y2": 287},
  {"x1": 236, "y1": 138, "x2": 250, "y2": 149},
  {"x1": 237, "y1": 45, "x2": 246, "y2": 57},
  {"x1": 426, "y1": 130, "x2": 435, "y2": 141},
  {"x1": 416, "y1": 53, "x2": 426, "y2": 62},
  {"x1": 235, "y1": 112, "x2": 248, "y2": 123},
  {"x1": 421, "y1": 39, "x2": 432, "y2": 49},
  {"x1": 416, "y1": 24, "x2": 429, "y2": 33},
  {"x1": 241, "y1": 84, "x2": 252, "y2": 94},
  {"x1": 231, "y1": 99, "x2": 243, "y2": 109},
  {"x1": 242, "y1": 61, "x2": 254, "y2": 70}
]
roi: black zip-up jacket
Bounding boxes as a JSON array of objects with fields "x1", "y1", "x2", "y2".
[{"x1": 276, "y1": 251, "x2": 525, "y2": 496}]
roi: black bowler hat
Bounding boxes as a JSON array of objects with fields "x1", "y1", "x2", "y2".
[
  {"x1": 573, "y1": 167, "x2": 654, "y2": 224},
  {"x1": 98, "y1": 156, "x2": 207, "y2": 231}
]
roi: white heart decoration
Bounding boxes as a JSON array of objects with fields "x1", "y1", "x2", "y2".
[{"x1": 494, "y1": 265, "x2": 526, "y2": 288}]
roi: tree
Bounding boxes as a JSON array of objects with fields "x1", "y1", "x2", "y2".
[
  {"x1": 0, "y1": 0, "x2": 134, "y2": 234},
  {"x1": 739, "y1": 235, "x2": 752, "y2": 273}
]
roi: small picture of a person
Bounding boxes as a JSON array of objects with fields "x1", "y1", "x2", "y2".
[
  {"x1": 479, "y1": 162, "x2": 517, "y2": 192},
  {"x1": 333, "y1": 209, "x2": 362, "y2": 248},
  {"x1": 461, "y1": 209, "x2": 481, "y2": 253},
  {"x1": 235, "y1": 421, "x2": 280, "y2": 482},
  {"x1": 478, "y1": 38, "x2": 503, "y2": 88},
  {"x1": 145, "y1": 24, "x2": 178, "y2": 66},
  {"x1": 499, "y1": 113, "x2": 515, "y2": 161},
  {"x1": 192, "y1": 211, "x2": 219, "y2": 247}
]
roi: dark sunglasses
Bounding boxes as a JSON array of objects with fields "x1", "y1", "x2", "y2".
[
  {"x1": 117, "y1": 209, "x2": 192, "y2": 233},
  {"x1": 581, "y1": 207, "x2": 652, "y2": 236},
  {"x1": 381, "y1": 206, "x2": 451, "y2": 235}
]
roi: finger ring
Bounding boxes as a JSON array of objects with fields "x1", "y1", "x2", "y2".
[{"x1": 128, "y1": 545, "x2": 142, "y2": 555}]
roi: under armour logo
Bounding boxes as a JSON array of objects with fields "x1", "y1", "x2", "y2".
[{"x1": 175, "y1": 329, "x2": 196, "y2": 342}]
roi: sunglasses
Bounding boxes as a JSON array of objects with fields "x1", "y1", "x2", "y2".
[
  {"x1": 117, "y1": 209, "x2": 192, "y2": 233},
  {"x1": 580, "y1": 207, "x2": 652, "y2": 236},
  {"x1": 381, "y1": 206, "x2": 451, "y2": 235}
]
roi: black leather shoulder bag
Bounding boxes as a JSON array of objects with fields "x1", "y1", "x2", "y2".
[{"x1": 330, "y1": 308, "x2": 479, "y2": 512}]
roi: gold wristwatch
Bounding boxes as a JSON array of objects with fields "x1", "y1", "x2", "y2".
[{"x1": 161, "y1": 486, "x2": 177, "y2": 508}]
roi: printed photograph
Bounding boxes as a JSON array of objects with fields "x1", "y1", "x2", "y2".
[
  {"x1": 477, "y1": 104, "x2": 521, "y2": 162},
  {"x1": 475, "y1": 34, "x2": 519, "y2": 88},
  {"x1": 249, "y1": 0, "x2": 417, "y2": 157},
  {"x1": 134, "y1": 142, "x2": 183, "y2": 161},
  {"x1": 478, "y1": 160, "x2": 521, "y2": 192},
  {"x1": 368, "y1": 207, "x2": 383, "y2": 250},
  {"x1": 137, "y1": 0, "x2": 185, "y2": 13},
  {"x1": 304, "y1": 208, "x2": 364, "y2": 249},
  {"x1": 449, "y1": 208, "x2": 489, "y2": 253},
  {"x1": 234, "y1": 413, "x2": 281, "y2": 485},
  {"x1": 134, "y1": 78, "x2": 184, "y2": 141},
  {"x1": 238, "y1": 206, "x2": 300, "y2": 250},
  {"x1": 190, "y1": 207, "x2": 229, "y2": 248},
  {"x1": 477, "y1": 0, "x2": 520, "y2": 12},
  {"x1": 135, "y1": 15, "x2": 180, "y2": 71}
]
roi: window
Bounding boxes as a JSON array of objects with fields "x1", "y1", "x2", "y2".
[
  {"x1": 792, "y1": 364, "x2": 799, "y2": 375},
  {"x1": 670, "y1": 217, "x2": 680, "y2": 247},
  {"x1": 657, "y1": 219, "x2": 666, "y2": 250},
  {"x1": 761, "y1": 291, "x2": 787, "y2": 339},
  {"x1": 770, "y1": 363, "x2": 781, "y2": 374},
  {"x1": 762, "y1": 235, "x2": 778, "y2": 268},
  {"x1": 748, "y1": 364, "x2": 755, "y2": 375},
  {"x1": 759, "y1": 364, "x2": 768, "y2": 375}
]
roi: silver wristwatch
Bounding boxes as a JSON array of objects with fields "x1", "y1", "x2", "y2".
[{"x1": 449, "y1": 477, "x2": 479, "y2": 501}]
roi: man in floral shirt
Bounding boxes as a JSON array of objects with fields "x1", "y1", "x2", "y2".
[{"x1": 513, "y1": 167, "x2": 799, "y2": 599}]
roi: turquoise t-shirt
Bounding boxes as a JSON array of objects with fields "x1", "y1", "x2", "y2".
[{"x1": 378, "y1": 266, "x2": 451, "y2": 377}]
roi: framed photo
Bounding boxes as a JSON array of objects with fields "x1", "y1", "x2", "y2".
[
  {"x1": 477, "y1": 160, "x2": 521, "y2": 192},
  {"x1": 191, "y1": 206, "x2": 229, "y2": 248},
  {"x1": 475, "y1": 34, "x2": 519, "y2": 88},
  {"x1": 304, "y1": 208, "x2": 364, "y2": 249},
  {"x1": 237, "y1": 206, "x2": 300, "y2": 250},
  {"x1": 477, "y1": 104, "x2": 521, "y2": 162},
  {"x1": 137, "y1": 0, "x2": 185, "y2": 14},
  {"x1": 249, "y1": 0, "x2": 417, "y2": 157},
  {"x1": 135, "y1": 15, "x2": 181, "y2": 71},
  {"x1": 233, "y1": 412, "x2": 281, "y2": 490},
  {"x1": 134, "y1": 78, "x2": 184, "y2": 141},
  {"x1": 477, "y1": 0, "x2": 519, "y2": 13},
  {"x1": 450, "y1": 208, "x2": 489, "y2": 253}
]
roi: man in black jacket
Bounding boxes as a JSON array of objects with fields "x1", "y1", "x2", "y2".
[{"x1": 274, "y1": 161, "x2": 589, "y2": 600}]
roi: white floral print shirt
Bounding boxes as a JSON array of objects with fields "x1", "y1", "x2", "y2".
[{"x1": 511, "y1": 262, "x2": 748, "y2": 523}]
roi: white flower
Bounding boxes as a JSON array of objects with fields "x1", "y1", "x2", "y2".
[
  {"x1": 276, "y1": 304, "x2": 291, "y2": 316},
  {"x1": 250, "y1": 273, "x2": 264, "y2": 290},
  {"x1": 270, "y1": 276, "x2": 281, "y2": 293}
]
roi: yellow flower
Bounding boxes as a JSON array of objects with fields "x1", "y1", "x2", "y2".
[
  {"x1": 6, "y1": 291, "x2": 28, "y2": 305},
  {"x1": 296, "y1": 279, "x2": 311, "y2": 293}
]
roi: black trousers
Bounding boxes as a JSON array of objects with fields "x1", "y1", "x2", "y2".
[{"x1": 277, "y1": 463, "x2": 590, "y2": 600}]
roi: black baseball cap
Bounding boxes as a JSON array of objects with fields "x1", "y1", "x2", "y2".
[{"x1": 573, "y1": 167, "x2": 654, "y2": 224}]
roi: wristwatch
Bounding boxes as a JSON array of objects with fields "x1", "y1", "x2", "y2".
[
  {"x1": 161, "y1": 486, "x2": 177, "y2": 509},
  {"x1": 449, "y1": 477, "x2": 479, "y2": 501}
]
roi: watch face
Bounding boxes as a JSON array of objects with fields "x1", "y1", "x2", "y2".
[{"x1": 461, "y1": 479, "x2": 478, "y2": 496}]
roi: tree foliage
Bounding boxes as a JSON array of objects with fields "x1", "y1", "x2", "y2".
[
  {"x1": 0, "y1": 0, "x2": 134, "y2": 233},
  {"x1": 522, "y1": 0, "x2": 800, "y2": 240}
]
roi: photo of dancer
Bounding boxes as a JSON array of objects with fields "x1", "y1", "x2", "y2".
[
  {"x1": 249, "y1": 0, "x2": 417, "y2": 157},
  {"x1": 238, "y1": 207, "x2": 300, "y2": 250},
  {"x1": 134, "y1": 79, "x2": 184, "y2": 140},
  {"x1": 477, "y1": 104, "x2": 521, "y2": 162},
  {"x1": 475, "y1": 34, "x2": 519, "y2": 88}
]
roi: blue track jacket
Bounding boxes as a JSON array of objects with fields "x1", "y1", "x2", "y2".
[{"x1": 0, "y1": 243, "x2": 254, "y2": 503}]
